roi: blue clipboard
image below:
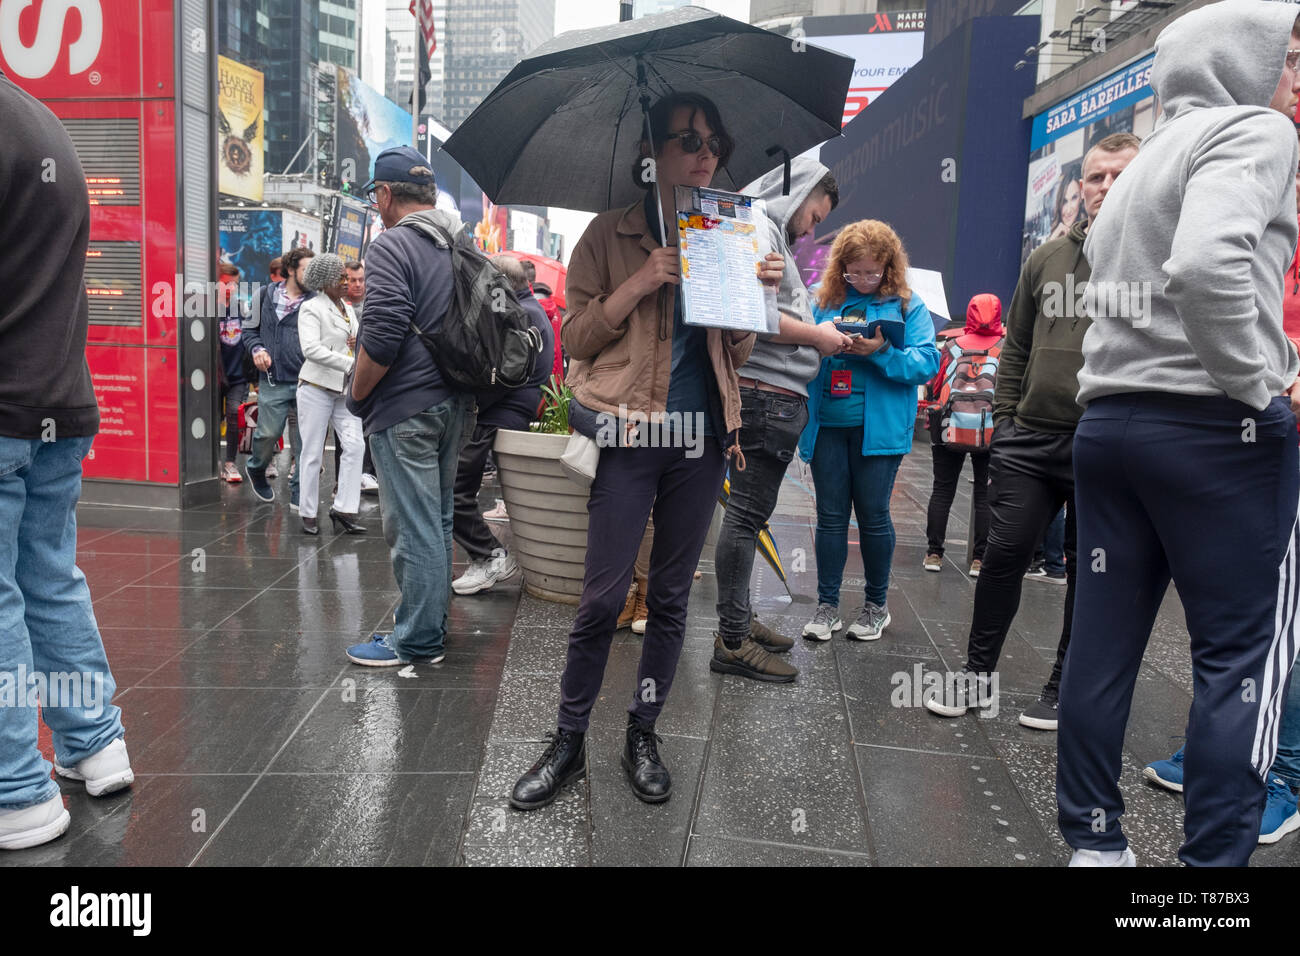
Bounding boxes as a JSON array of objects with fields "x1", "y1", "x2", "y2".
[{"x1": 833, "y1": 315, "x2": 906, "y2": 349}]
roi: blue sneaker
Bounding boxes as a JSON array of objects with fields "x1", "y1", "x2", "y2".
[
  {"x1": 1259, "y1": 776, "x2": 1300, "y2": 844},
  {"x1": 1143, "y1": 747, "x2": 1184, "y2": 793},
  {"x1": 346, "y1": 633, "x2": 403, "y2": 667},
  {"x1": 345, "y1": 633, "x2": 445, "y2": 667}
]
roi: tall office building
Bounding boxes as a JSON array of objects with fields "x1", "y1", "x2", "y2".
[
  {"x1": 220, "y1": 0, "x2": 364, "y2": 176},
  {"x1": 441, "y1": 0, "x2": 555, "y2": 130},
  {"x1": 320, "y1": 0, "x2": 361, "y2": 71}
]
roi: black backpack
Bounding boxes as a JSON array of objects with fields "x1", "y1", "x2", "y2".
[{"x1": 398, "y1": 217, "x2": 542, "y2": 391}]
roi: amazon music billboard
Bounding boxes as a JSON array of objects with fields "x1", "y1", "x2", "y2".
[{"x1": 0, "y1": 0, "x2": 220, "y2": 507}]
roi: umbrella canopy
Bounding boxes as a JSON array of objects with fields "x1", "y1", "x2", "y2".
[{"x1": 442, "y1": 5, "x2": 853, "y2": 213}]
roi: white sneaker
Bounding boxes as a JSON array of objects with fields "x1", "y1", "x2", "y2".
[
  {"x1": 453, "y1": 549, "x2": 518, "y2": 595},
  {"x1": 360, "y1": 473, "x2": 379, "y2": 495},
  {"x1": 1068, "y1": 847, "x2": 1136, "y2": 867},
  {"x1": 0, "y1": 794, "x2": 70, "y2": 850},
  {"x1": 54, "y1": 738, "x2": 134, "y2": 796},
  {"x1": 482, "y1": 499, "x2": 509, "y2": 522}
]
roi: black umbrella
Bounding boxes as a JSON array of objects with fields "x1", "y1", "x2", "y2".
[{"x1": 441, "y1": 5, "x2": 853, "y2": 236}]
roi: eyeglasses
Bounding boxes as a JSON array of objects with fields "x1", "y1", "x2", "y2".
[
  {"x1": 1287, "y1": 49, "x2": 1300, "y2": 72},
  {"x1": 663, "y1": 130, "x2": 725, "y2": 158},
  {"x1": 844, "y1": 271, "x2": 884, "y2": 282}
]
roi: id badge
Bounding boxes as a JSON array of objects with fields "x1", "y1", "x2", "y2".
[{"x1": 830, "y1": 368, "x2": 852, "y2": 398}]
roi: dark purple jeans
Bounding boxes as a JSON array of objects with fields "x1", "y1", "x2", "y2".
[{"x1": 557, "y1": 442, "x2": 725, "y2": 732}]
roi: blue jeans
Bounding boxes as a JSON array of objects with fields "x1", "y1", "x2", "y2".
[
  {"x1": 368, "y1": 395, "x2": 471, "y2": 661},
  {"x1": 1042, "y1": 506, "x2": 1066, "y2": 574},
  {"x1": 1273, "y1": 674, "x2": 1300, "y2": 791},
  {"x1": 248, "y1": 373, "x2": 301, "y2": 503},
  {"x1": 809, "y1": 426, "x2": 903, "y2": 608},
  {"x1": 0, "y1": 436, "x2": 124, "y2": 810}
]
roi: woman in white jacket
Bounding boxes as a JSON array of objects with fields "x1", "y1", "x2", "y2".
[{"x1": 296, "y1": 253, "x2": 367, "y2": 535}]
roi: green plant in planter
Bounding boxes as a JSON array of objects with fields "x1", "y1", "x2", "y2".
[{"x1": 534, "y1": 374, "x2": 574, "y2": 435}]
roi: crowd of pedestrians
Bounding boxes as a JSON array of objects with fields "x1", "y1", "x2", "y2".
[{"x1": 3, "y1": 0, "x2": 1300, "y2": 869}]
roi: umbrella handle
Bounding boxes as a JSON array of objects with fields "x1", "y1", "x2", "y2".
[{"x1": 766, "y1": 146, "x2": 791, "y2": 196}]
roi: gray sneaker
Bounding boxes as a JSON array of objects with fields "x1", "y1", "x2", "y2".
[
  {"x1": 802, "y1": 603, "x2": 843, "y2": 642},
  {"x1": 846, "y1": 603, "x2": 891, "y2": 642}
]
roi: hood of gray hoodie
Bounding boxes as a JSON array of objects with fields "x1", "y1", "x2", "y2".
[
  {"x1": 393, "y1": 207, "x2": 466, "y2": 245},
  {"x1": 736, "y1": 156, "x2": 830, "y2": 397},
  {"x1": 1078, "y1": 0, "x2": 1300, "y2": 411}
]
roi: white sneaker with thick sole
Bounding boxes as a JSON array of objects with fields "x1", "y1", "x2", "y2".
[
  {"x1": 360, "y1": 473, "x2": 379, "y2": 494},
  {"x1": 0, "y1": 794, "x2": 70, "y2": 850},
  {"x1": 54, "y1": 738, "x2": 134, "y2": 796},
  {"x1": 1068, "y1": 847, "x2": 1136, "y2": 867},
  {"x1": 452, "y1": 549, "x2": 518, "y2": 595}
]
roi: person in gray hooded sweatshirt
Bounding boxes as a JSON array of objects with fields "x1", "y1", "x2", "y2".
[
  {"x1": 709, "y1": 158, "x2": 851, "y2": 682},
  {"x1": 1058, "y1": 0, "x2": 1300, "y2": 867}
]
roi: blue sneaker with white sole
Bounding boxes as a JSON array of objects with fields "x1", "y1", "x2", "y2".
[
  {"x1": 1143, "y1": 747, "x2": 1184, "y2": 793},
  {"x1": 345, "y1": 633, "x2": 445, "y2": 667},
  {"x1": 1259, "y1": 775, "x2": 1300, "y2": 844},
  {"x1": 346, "y1": 633, "x2": 402, "y2": 666}
]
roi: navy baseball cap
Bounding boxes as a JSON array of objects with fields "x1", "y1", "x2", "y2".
[{"x1": 360, "y1": 145, "x2": 436, "y2": 194}]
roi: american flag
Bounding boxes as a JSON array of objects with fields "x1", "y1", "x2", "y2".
[
  {"x1": 409, "y1": 0, "x2": 437, "y2": 58},
  {"x1": 409, "y1": 0, "x2": 436, "y2": 113}
]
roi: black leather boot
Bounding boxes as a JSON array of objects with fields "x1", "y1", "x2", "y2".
[
  {"x1": 510, "y1": 729, "x2": 586, "y2": 811},
  {"x1": 621, "y1": 714, "x2": 671, "y2": 803}
]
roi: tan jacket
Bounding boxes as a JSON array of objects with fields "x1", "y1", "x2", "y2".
[{"x1": 561, "y1": 199, "x2": 755, "y2": 440}]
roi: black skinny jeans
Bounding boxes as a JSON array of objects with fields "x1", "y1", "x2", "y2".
[{"x1": 925, "y1": 443, "x2": 990, "y2": 560}]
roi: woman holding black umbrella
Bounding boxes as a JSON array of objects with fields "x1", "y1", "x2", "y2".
[{"x1": 510, "y1": 92, "x2": 786, "y2": 810}]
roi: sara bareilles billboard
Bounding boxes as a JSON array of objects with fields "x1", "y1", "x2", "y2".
[{"x1": 0, "y1": 0, "x2": 221, "y2": 505}]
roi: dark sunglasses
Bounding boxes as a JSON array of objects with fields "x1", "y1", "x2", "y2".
[{"x1": 663, "y1": 130, "x2": 725, "y2": 158}]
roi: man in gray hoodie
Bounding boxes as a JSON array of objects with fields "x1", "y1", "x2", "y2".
[
  {"x1": 1058, "y1": 0, "x2": 1300, "y2": 867},
  {"x1": 709, "y1": 158, "x2": 851, "y2": 682}
]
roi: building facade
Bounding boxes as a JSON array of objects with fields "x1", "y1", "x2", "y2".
[{"x1": 440, "y1": 0, "x2": 555, "y2": 130}]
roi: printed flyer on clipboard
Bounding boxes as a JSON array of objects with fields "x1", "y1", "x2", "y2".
[{"x1": 675, "y1": 186, "x2": 779, "y2": 334}]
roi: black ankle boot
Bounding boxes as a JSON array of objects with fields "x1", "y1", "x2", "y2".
[
  {"x1": 510, "y1": 729, "x2": 586, "y2": 811},
  {"x1": 622, "y1": 715, "x2": 671, "y2": 803}
]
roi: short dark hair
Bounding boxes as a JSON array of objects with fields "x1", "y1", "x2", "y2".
[
  {"x1": 344, "y1": 260, "x2": 363, "y2": 272},
  {"x1": 218, "y1": 262, "x2": 241, "y2": 277},
  {"x1": 268, "y1": 256, "x2": 284, "y2": 277},
  {"x1": 816, "y1": 172, "x2": 839, "y2": 211},
  {"x1": 521, "y1": 260, "x2": 536, "y2": 280},
  {"x1": 281, "y1": 247, "x2": 315, "y2": 276},
  {"x1": 376, "y1": 180, "x2": 437, "y2": 207},
  {"x1": 630, "y1": 92, "x2": 733, "y2": 191}
]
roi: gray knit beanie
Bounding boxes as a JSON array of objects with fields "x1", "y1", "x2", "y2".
[{"x1": 303, "y1": 252, "x2": 345, "y2": 292}]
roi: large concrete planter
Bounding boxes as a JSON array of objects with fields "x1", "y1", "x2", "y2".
[{"x1": 493, "y1": 429, "x2": 590, "y2": 604}]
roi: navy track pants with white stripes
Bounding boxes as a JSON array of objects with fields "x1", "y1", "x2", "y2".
[{"x1": 1057, "y1": 392, "x2": 1300, "y2": 866}]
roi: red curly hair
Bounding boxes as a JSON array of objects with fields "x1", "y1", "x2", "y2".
[{"x1": 816, "y1": 219, "x2": 911, "y2": 310}]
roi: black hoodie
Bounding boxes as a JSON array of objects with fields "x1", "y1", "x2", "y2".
[{"x1": 0, "y1": 73, "x2": 99, "y2": 439}]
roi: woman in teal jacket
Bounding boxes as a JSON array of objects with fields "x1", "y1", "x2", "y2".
[{"x1": 798, "y1": 220, "x2": 940, "y2": 642}]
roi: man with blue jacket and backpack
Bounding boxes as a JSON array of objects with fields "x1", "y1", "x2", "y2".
[
  {"x1": 242, "y1": 246, "x2": 314, "y2": 505},
  {"x1": 345, "y1": 147, "x2": 471, "y2": 667},
  {"x1": 924, "y1": 132, "x2": 1139, "y2": 730}
]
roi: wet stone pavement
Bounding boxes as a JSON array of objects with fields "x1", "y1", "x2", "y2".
[{"x1": 5, "y1": 436, "x2": 1298, "y2": 867}]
